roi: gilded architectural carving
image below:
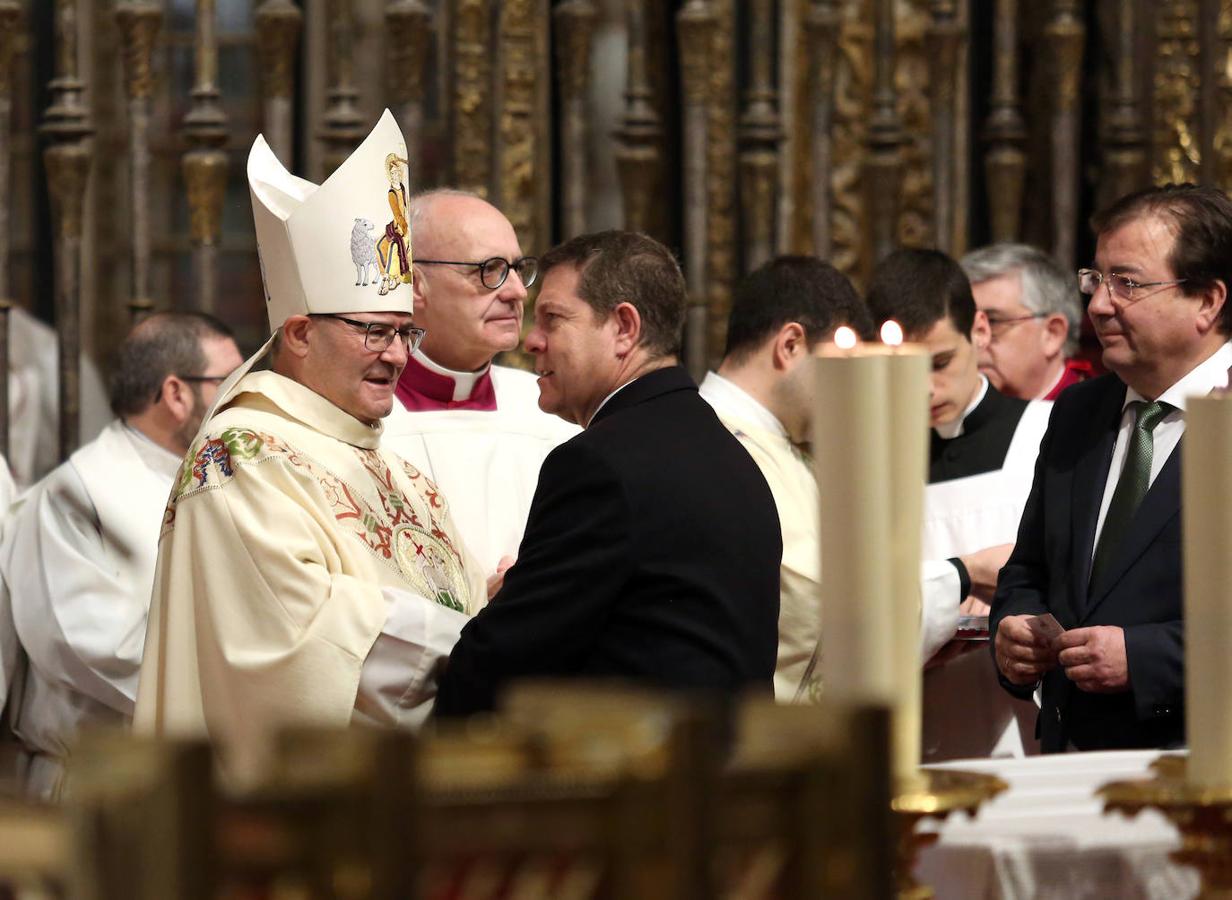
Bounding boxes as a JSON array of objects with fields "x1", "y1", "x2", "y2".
[
  {"x1": 983, "y1": 0, "x2": 1026, "y2": 243},
  {"x1": 1098, "y1": 0, "x2": 1148, "y2": 209},
  {"x1": 796, "y1": 0, "x2": 842, "y2": 258},
  {"x1": 255, "y1": 0, "x2": 302, "y2": 101},
  {"x1": 385, "y1": 1, "x2": 431, "y2": 104},
  {"x1": 1046, "y1": 0, "x2": 1083, "y2": 264},
  {"x1": 452, "y1": 0, "x2": 493, "y2": 197},
  {"x1": 1152, "y1": 0, "x2": 1202, "y2": 185},
  {"x1": 1216, "y1": 0, "x2": 1232, "y2": 190},
  {"x1": 556, "y1": 0, "x2": 598, "y2": 239},
  {"x1": 115, "y1": 2, "x2": 161, "y2": 101},
  {"x1": 320, "y1": 0, "x2": 363, "y2": 176},
  {"x1": 927, "y1": 0, "x2": 962, "y2": 252},
  {"x1": 704, "y1": 0, "x2": 738, "y2": 363},
  {"x1": 738, "y1": 0, "x2": 783, "y2": 273},
  {"x1": 496, "y1": 0, "x2": 543, "y2": 252},
  {"x1": 615, "y1": 1, "x2": 664, "y2": 236}
]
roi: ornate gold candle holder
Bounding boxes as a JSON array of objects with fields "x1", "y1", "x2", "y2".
[
  {"x1": 892, "y1": 768, "x2": 1008, "y2": 900},
  {"x1": 1100, "y1": 755, "x2": 1232, "y2": 898}
]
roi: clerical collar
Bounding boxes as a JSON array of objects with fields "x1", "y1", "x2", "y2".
[
  {"x1": 933, "y1": 375, "x2": 988, "y2": 440},
  {"x1": 698, "y1": 371, "x2": 789, "y2": 440},
  {"x1": 395, "y1": 350, "x2": 497, "y2": 412}
]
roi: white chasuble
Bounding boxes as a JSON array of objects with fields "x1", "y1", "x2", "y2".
[
  {"x1": 134, "y1": 371, "x2": 484, "y2": 784},
  {"x1": 921, "y1": 400, "x2": 1052, "y2": 763},
  {"x1": 383, "y1": 365, "x2": 578, "y2": 577},
  {"x1": 1, "y1": 421, "x2": 178, "y2": 799}
]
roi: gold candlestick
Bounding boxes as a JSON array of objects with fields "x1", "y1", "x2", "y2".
[
  {"x1": 893, "y1": 769, "x2": 1007, "y2": 899},
  {"x1": 1101, "y1": 756, "x2": 1232, "y2": 898}
]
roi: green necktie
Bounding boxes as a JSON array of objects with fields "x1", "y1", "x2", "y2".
[{"x1": 1089, "y1": 399, "x2": 1172, "y2": 592}]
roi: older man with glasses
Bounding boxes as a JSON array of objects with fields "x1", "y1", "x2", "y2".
[
  {"x1": 382, "y1": 189, "x2": 578, "y2": 580},
  {"x1": 135, "y1": 113, "x2": 486, "y2": 784},
  {"x1": 961, "y1": 243, "x2": 1093, "y2": 401},
  {"x1": 992, "y1": 183, "x2": 1232, "y2": 753}
]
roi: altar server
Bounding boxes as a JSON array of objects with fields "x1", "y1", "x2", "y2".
[
  {"x1": 134, "y1": 111, "x2": 485, "y2": 783},
  {"x1": 867, "y1": 248, "x2": 1051, "y2": 760},
  {"x1": 383, "y1": 189, "x2": 577, "y2": 577},
  {"x1": 0, "y1": 313, "x2": 241, "y2": 800}
]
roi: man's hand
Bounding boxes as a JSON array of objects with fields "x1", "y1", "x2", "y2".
[
  {"x1": 960, "y1": 543, "x2": 1014, "y2": 602},
  {"x1": 959, "y1": 596, "x2": 990, "y2": 618},
  {"x1": 994, "y1": 614, "x2": 1058, "y2": 685},
  {"x1": 1057, "y1": 626, "x2": 1129, "y2": 693},
  {"x1": 486, "y1": 556, "x2": 515, "y2": 600}
]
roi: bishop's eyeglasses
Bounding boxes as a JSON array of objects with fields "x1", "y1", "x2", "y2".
[
  {"x1": 416, "y1": 255, "x2": 539, "y2": 290},
  {"x1": 310, "y1": 314, "x2": 427, "y2": 353}
]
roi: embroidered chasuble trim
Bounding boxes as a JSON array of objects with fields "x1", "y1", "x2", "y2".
[{"x1": 167, "y1": 427, "x2": 470, "y2": 613}]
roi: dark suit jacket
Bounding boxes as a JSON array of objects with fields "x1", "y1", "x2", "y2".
[
  {"x1": 990, "y1": 373, "x2": 1185, "y2": 752},
  {"x1": 433, "y1": 366, "x2": 782, "y2": 717}
]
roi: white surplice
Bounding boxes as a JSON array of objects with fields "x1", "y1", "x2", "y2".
[
  {"x1": 699, "y1": 372, "x2": 965, "y2": 704},
  {"x1": 8, "y1": 307, "x2": 109, "y2": 488},
  {"x1": 0, "y1": 421, "x2": 178, "y2": 800},
  {"x1": 921, "y1": 399, "x2": 1052, "y2": 762},
  {"x1": 383, "y1": 363, "x2": 578, "y2": 576},
  {"x1": 134, "y1": 371, "x2": 485, "y2": 786}
]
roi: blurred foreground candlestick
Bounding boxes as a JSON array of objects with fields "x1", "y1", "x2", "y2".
[
  {"x1": 814, "y1": 324, "x2": 929, "y2": 785},
  {"x1": 1182, "y1": 393, "x2": 1232, "y2": 788}
]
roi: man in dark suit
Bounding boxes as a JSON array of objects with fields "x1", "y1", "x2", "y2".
[
  {"x1": 991, "y1": 183, "x2": 1232, "y2": 751},
  {"x1": 433, "y1": 230, "x2": 781, "y2": 717}
]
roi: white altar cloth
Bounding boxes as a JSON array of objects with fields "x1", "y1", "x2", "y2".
[{"x1": 916, "y1": 750, "x2": 1199, "y2": 899}]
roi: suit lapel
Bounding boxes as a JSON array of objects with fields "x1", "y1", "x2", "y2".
[
  {"x1": 1083, "y1": 443, "x2": 1181, "y2": 619},
  {"x1": 1069, "y1": 381, "x2": 1125, "y2": 619}
]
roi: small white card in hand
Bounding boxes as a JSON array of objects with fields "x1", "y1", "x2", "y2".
[{"x1": 1026, "y1": 613, "x2": 1065, "y2": 647}]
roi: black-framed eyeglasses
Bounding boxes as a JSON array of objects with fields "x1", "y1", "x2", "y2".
[
  {"x1": 1078, "y1": 268, "x2": 1187, "y2": 304},
  {"x1": 310, "y1": 314, "x2": 427, "y2": 353},
  {"x1": 985, "y1": 312, "x2": 1048, "y2": 336},
  {"x1": 416, "y1": 256, "x2": 539, "y2": 290},
  {"x1": 152, "y1": 373, "x2": 230, "y2": 404}
]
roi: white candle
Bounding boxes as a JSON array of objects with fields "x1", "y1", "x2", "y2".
[
  {"x1": 814, "y1": 340, "x2": 897, "y2": 728},
  {"x1": 1183, "y1": 394, "x2": 1232, "y2": 787},
  {"x1": 881, "y1": 322, "x2": 930, "y2": 786}
]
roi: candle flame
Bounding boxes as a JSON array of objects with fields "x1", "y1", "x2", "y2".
[
  {"x1": 834, "y1": 326, "x2": 858, "y2": 350},
  {"x1": 880, "y1": 319, "x2": 904, "y2": 346}
]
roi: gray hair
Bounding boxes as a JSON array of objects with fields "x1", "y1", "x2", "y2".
[{"x1": 960, "y1": 243, "x2": 1082, "y2": 355}]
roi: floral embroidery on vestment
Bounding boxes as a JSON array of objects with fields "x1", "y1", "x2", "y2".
[{"x1": 164, "y1": 427, "x2": 468, "y2": 612}]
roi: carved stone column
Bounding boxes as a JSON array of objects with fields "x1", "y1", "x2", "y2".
[
  {"x1": 450, "y1": 0, "x2": 493, "y2": 196},
  {"x1": 41, "y1": 0, "x2": 94, "y2": 459},
  {"x1": 319, "y1": 0, "x2": 364, "y2": 177},
  {"x1": 927, "y1": 0, "x2": 962, "y2": 253},
  {"x1": 865, "y1": 0, "x2": 904, "y2": 269},
  {"x1": 555, "y1": 0, "x2": 597, "y2": 239},
  {"x1": 255, "y1": 0, "x2": 301, "y2": 165},
  {"x1": 116, "y1": 1, "x2": 161, "y2": 322},
  {"x1": 738, "y1": 0, "x2": 782, "y2": 274},
  {"x1": 0, "y1": 0, "x2": 20, "y2": 458},
  {"x1": 385, "y1": 0, "x2": 431, "y2": 173},
  {"x1": 1046, "y1": 0, "x2": 1083, "y2": 265},
  {"x1": 181, "y1": 0, "x2": 228, "y2": 314},
  {"x1": 983, "y1": 0, "x2": 1026, "y2": 243},
  {"x1": 805, "y1": 0, "x2": 841, "y2": 260},
  {"x1": 678, "y1": 0, "x2": 713, "y2": 380},
  {"x1": 613, "y1": 0, "x2": 663, "y2": 235},
  {"x1": 496, "y1": 0, "x2": 548, "y2": 253},
  {"x1": 1099, "y1": 0, "x2": 1147, "y2": 209}
]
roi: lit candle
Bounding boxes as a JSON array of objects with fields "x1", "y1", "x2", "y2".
[
  {"x1": 1183, "y1": 394, "x2": 1232, "y2": 787},
  {"x1": 814, "y1": 338, "x2": 894, "y2": 717}
]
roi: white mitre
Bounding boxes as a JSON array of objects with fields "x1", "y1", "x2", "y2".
[{"x1": 208, "y1": 108, "x2": 413, "y2": 416}]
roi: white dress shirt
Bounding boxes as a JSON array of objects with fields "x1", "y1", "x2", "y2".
[{"x1": 1091, "y1": 341, "x2": 1232, "y2": 555}]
